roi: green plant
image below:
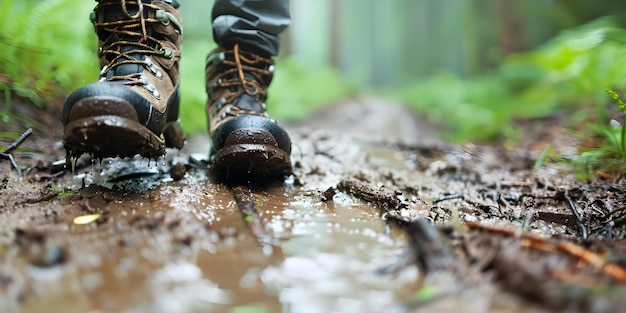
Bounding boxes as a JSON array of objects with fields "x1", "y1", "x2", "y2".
[
  {"x1": 387, "y1": 17, "x2": 626, "y2": 143},
  {"x1": 268, "y1": 57, "x2": 356, "y2": 120},
  {"x1": 50, "y1": 183, "x2": 74, "y2": 197},
  {"x1": 565, "y1": 89, "x2": 626, "y2": 180},
  {"x1": 0, "y1": 0, "x2": 97, "y2": 104},
  {"x1": 534, "y1": 143, "x2": 556, "y2": 169}
]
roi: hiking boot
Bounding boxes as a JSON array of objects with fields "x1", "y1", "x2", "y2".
[
  {"x1": 206, "y1": 44, "x2": 292, "y2": 179},
  {"x1": 62, "y1": 0, "x2": 185, "y2": 160}
]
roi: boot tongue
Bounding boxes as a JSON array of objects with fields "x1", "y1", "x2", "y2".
[
  {"x1": 101, "y1": 3, "x2": 147, "y2": 78},
  {"x1": 111, "y1": 46, "x2": 144, "y2": 77},
  {"x1": 103, "y1": 2, "x2": 140, "y2": 23},
  {"x1": 230, "y1": 73, "x2": 266, "y2": 113},
  {"x1": 232, "y1": 94, "x2": 264, "y2": 113}
]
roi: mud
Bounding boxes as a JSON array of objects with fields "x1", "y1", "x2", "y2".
[{"x1": 2, "y1": 96, "x2": 626, "y2": 312}]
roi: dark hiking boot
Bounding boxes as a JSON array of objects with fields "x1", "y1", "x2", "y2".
[
  {"x1": 62, "y1": 0, "x2": 185, "y2": 161},
  {"x1": 205, "y1": 44, "x2": 292, "y2": 180}
]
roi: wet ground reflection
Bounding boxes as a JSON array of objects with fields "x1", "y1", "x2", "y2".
[
  {"x1": 186, "y1": 186, "x2": 420, "y2": 313},
  {"x1": 17, "y1": 159, "x2": 421, "y2": 313}
]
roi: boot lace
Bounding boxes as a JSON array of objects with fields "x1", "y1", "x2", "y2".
[
  {"x1": 94, "y1": 0, "x2": 179, "y2": 92},
  {"x1": 209, "y1": 44, "x2": 274, "y2": 122}
]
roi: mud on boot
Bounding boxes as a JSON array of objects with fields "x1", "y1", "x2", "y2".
[
  {"x1": 206, "y1": 44, "x2": 292, "y2": 181},
  {"x1": 62, "y1": 0, "x2": 185, "y2": 161}
]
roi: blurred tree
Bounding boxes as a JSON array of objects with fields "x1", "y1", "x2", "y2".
[{"x1": 287, "y1": 0, "x2": 626, "y2": 88}]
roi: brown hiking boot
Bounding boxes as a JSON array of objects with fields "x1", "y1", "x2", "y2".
[
  {"x1": 206, "y1": 44, "x2": 292, "y2": 180},
  {"x1": 62, "y1": 0, "x2": 185, "y2": 161}
]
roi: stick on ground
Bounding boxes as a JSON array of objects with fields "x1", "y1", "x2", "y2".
[
  {"x1": 232, "y1": 186, "x2": 275, "y2": 250},
  {"x1": 1, "y1": 128, "x2": 32, "y2": 175}
]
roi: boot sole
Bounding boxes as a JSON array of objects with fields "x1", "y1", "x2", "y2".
[
  {"x1": 213, "y1": 143, "x2": 292, "y2": 180},
  {"x1": 63, "y1": 115, "x2": 166, "y2": 159}
]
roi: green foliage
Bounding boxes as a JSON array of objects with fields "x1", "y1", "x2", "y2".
[
  {"x1": 0, "y1": 0, "x2": 97, "y2": 104},
  {"x1": 50, "y1": 183, "x2": 74, "y2": 197},
  {"x1": 229, "y1": 305, "x2": 271, "y2": 313},
  {"x1": 268, "y1": 58, "x2": 356, "y2": 120},
  {"x1": 534, "y1": 144, "x2": 556, "y2": 169},
  {"x1": 178, "y1": 39, "x2": 213, "y2": 135},
  {"x1": 388, "y1": 17, "x2": 626, "y2": 143},
  {"x1": 563, "y1": 89, "x2": 626, "y2": 180},
  {"x1": 387, "y1": 74, "x2": 514, "y2": 142},
  {"x1": 415, "y1": 285, "x2": 437, "y2": 301}
]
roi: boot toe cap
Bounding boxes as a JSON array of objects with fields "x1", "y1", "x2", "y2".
[{"x1": 212, "y1": 115, "x2": 291, "y2": 154}]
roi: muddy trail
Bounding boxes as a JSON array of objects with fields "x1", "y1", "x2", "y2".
[{"x1": 2, "y1": 96, "x2": 626, "y2": 313}]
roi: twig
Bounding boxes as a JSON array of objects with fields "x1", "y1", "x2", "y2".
[
  {"x1": 338, "y1": 178, "x2": 452, "y2": 274},
  {"x1": 498, "y1": 180, "x2": 532, "y2": 187},
  {"x1": 432, "y1": 194, "x2": 464, "y2": 204},
  {"x1": 607, "y1": 204, "x2": 626, "y2": 220},
  {"x1": 405, "y1": 218, "x2": 454, "y2": 273},
  {"x1": 232, "y1": 186, "x2": 274, "y2": 250},
  {"x1": 337, "y1": 178, "x2": 404, "y2": 210},
  {"x1": 1, "y1": 128, "x2": 33, "y2": 175},
  {"x1": 564, "y1": 191, "x2": 588, "y2": 240},
  {"x1": 466, "y1": 221, "x2": 626, "y2": 282}
]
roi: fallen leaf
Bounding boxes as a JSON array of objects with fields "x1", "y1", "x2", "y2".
[{"x1": 73, "y1": 214, "x2": 101, "y2": 225}]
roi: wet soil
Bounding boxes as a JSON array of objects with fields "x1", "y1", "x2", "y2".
[{"x1": 2, "y1": 96, "x2": 626, "y2": 312}]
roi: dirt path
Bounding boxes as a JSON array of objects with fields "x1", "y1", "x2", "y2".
[{"x1": 1, "y1": 97, "x2": 626, "y2": 312}]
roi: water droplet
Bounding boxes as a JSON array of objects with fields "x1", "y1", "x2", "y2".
[{"x1": 71, "y1": 155, "x2": 79, "y2": 174}]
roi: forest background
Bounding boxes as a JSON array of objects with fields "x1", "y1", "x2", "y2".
[{"x1": 2, "y1": 0, "x2": 626, "y2": 144}]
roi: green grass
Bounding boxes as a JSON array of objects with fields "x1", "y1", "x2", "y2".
[{"x1": 560, "y1": 89, "x2": 626, "y2": 180}]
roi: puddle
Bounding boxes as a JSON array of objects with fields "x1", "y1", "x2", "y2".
[{"x1": 13, "y1": 162, "x2": 420, "y2": 313}]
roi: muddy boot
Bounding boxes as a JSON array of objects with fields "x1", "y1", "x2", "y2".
[
  {"x1": 62, "y1": 0, "x2": 185, "y2": 161},
  {"x1": 206, "y1": 44, "x2": 292, "y2": 180}
]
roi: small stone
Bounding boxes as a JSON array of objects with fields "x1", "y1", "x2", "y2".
[
  {"x1": 170, "y1": 162, "x2": 186, "y2": 181},
  {"x1": 321, "y1": 186, "x2": 337, "y2": 202}
]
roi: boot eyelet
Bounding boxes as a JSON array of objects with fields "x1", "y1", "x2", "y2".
[
  {"x1": 155, "y1": 10, "x2": 183, "y2": 35},
  {"x1": 214, "y1": 98, "x2": 224, "y2": 111},
  {"x1": 143, "y1": 82, "x2": 161, "y2": 99},
  {"x1": 144, "y1": 56, "x2": 163, "y2": 79},
  {"x1": 160, "y1": 47, "x2": 174, "y2": 59},
  {"x1": 206, "y1": 52, "x2": 226, "y2": 67},
  {"x1": 89, "y1": 11, "x2": 96, "y2": 22},
  {"x1": 156, "y1": 10, "x2": 170, "y2": 25},
  {"x1": 211, "y1": 79, "x2": 223, "y2": 89}
]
